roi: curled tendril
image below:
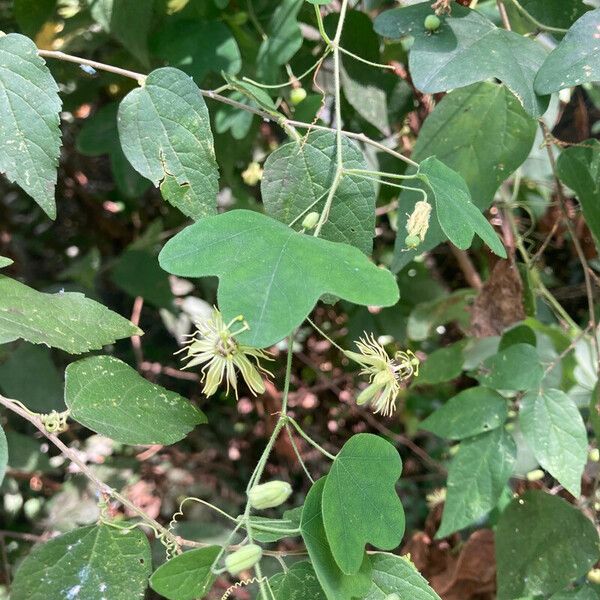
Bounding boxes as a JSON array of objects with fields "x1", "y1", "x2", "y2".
[
  {"x1": 220, "y1": 577, "x2": 268, "y2": 600},
  {"x1": 39, "y1": 410, "x2": 70, "y2": 433}
]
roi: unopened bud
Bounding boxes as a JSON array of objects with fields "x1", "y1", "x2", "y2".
[
  {"x1": 406, "y1": 200, "x2": 432, "y2": 246},
  {"x1": 225, "y1": 544, "x2": 263, "y2": 575},
  {"x1": 588, "y1": 568, "x2": 600, "y2": 584},
  {"x1": 590, "y1": 448, "x2": 600, "y2": 462},
  {"x1": 302, "y1": 211, "x2": 320, "y2": 230},
  {"x1": 526, "y1": 469, "x2": 545, "y2": 482},
  {"x1": 405, "y1": 234, "x2": 421, "y2": 249},
  {"x1": 248, "y1": 480, "x2": 292, "y2": 510}
]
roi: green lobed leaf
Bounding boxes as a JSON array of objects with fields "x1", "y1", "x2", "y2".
[
  {"x1": 0, "y1": 33, "x2": 61, "y2": 219},
  {"x1": 365, "y1": 553, "x2": 442, "y2": 600},
  {"x1": 87, "y1": 0, "x2": 153, "y2": 66},
  {"x1": 261, "y1": 130, "x2": 376, "y2": 254},
  {"x1": 159, "y1": 210, "x2": 399, "y2": 348},
  {"x1": 520, "y1": 388, "x2": 587, "y2": 497},
  {"x1": 496, "y1": 491, "x2": 600, "y2": 599},
  {"x1": 0, "y1": 275, "x2": 140, "y2": 354},
  {"x1": 322, "y1": 433, "x2": 405, "y2": 574},
  {"x1": 0, "y1": 426, "x2": 7, "y2": 486},
  {"x1": 0, "y1": 343, "x2": 64, "y2": 412},
  {"x1": 556, "y1": 140, "x2": 600, "y2": 251},
  {"x1": 65, "y1": 355, "x2": 206, "y2": 445},
  {"x1": 437, "y1": 426, "x2": 516, "y2": 538},
  {"x1": 419, "y1": 156, "x2": 506, "y2": 257},
  {"x1": 76, "y1": 103, "x2": 150, "y2": 198},
  {"x1": 270, "y1": 561, "x2": 327, "y2": 600},
  {"x1": 11, "y1": 525, "x2": 152, "y2": 600},
  {"x1": 392, "y1": 82, "x2": 536, "y2": 271},
  {"x1": 149, "y1": 546, "x2": 219, "y2": 600},
  {"x1": 535, "y1": 9, "x2": 600, "y2": 94},
  {"x1": 118, "y1": 67, "x2": 219, "y2": 220},
  {"x1": 152, "y1": 20, "x2": 241, "y2": 82},
  {"x1": 480, "y1": 343, "x2": 543, "y2": 391},
  {"x1": 420, "y1": 386, "x2": 509, "y2": 440},
  {"x1": 301, "y1": 477, "x2": 372, "y2": 600},
  {"x1": 374, "y1": 2, "x2": 549, "y2": 117}
]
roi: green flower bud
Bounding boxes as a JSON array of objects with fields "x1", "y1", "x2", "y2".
[
  {"x1": 424, "y1": 14, "x2": 441, "y2": 31},
  {"x1": 526, "y1": 468, "x2": 545, "y2": 482},
  {"x1": 248, "y1": 480, "x2": 292, "y2": 509},
  {"x1": 405, "y1": 234, "x2": 421, "y2": 249},
  {"x1": 302, "y1": 211, "x2": 320, "y2": 230},
  {"x1": 290, "y1": 87, "x2": 307, "y2": 105},
  {"x1": 589, "y1": 448, "x2": 600, "y2": 462},
  {"x1": 225, "y1": 544, "x2": 263, "y2": 575}
]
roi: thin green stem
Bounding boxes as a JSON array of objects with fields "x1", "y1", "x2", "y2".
[
  {"x1": 307, "y1": 317, "x2": 346, "y2": 353},
  {"x1": 509, "y1": 0, "x2": 569, "y2": 33},
  {"x1": 286, "y1": 424, "x2": 315, "y2": 483},
  {"x1": 344, "y1": 168, "x2": 420, "y2": 181},
  {"x1": 243, "y1": 52, "x2": 330, "y2": 90},
  {"x1": 313, "y1": 4, "x2": 332, "y2": 45},
  {"x1": 338, "y1": 46, "x2": 396, "y2": 70},
  {"x1": 287, "y1": 417, "x2": 336, "y2": 461}
]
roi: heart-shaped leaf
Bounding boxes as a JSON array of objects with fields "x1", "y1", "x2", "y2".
[
  {"x1": 535, "y1": 9, "x2": 600, "y2": 94},
  {"x1": 374, "y1": 2, "x2": 549, "y2": 116},
  {"x1": 0, "y1": 275, "x2": 140, "y2": 354},
  {"x1": 159, "y1": 210, "x2": 399, "y2": 348},
  {"x1": 261, "y1": 130, "x2": 376, "y2": 254},
  {"x1": 0, "y1": 33, "x2": 61, "y2": 218},
  {"x1": 65, "y1": 356, "x2": 206, "y2": 445},
  {"x1": 149, "y1": 546, "x2": 220, "y2": 600},
  {"x1": 322, "y1": 433, "x2": 405, "y2": 574},
  {"x1": 520, "y1": 388, "x2": 587, "y2": 497},
  {"x1": 301, "y1": 477, "x2": 372, "y2": 600},
  {"x1": 11, "y1": 525, "x2": 152, "y2": 600},
  {"x1": 419, "y1": 157, "x2": 506, "y2": 258},
  {"x1": 118, "y1": 67, "x2": 219, "y2": 219},
  {"x1": 480, "y1": 343, "x2": 543, "y2": 391}
]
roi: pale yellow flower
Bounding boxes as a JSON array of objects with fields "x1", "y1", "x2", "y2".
[
  {"x1": 176, "y1": 309, "x2": 272, "y2": 398},
  {"x1": 345, "y1": 334, "x2": 419, "y2": 417}
]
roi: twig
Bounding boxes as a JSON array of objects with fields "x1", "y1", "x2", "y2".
[
  {"x1": 496, "y1": 0, "x2": 512, "y2": 30},
  {"x1": 450, "y1": 247, "x2": 483, "y2": 290}
]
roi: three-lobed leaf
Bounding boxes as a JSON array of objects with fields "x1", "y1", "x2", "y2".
[
  {"x1": 420, "y1": 386, "x2": 508, "y2": 440},
  {"x1": 374, "y1": 2, "x2": 549, "y2": 117},
  {"x1": 11, "y1": 525, "x2": 152, "y2": 600},
  {"x1": 118, "y1": 67, "x2": 219, "y2": 220},
  {"x1": 301, "y1": 477, "x2": 372, "y2": 600},
  {"x1": 0, "y1": 275, "x2": 140, "y2": 354},
  {"x1": 0, "y1": 33, "x2": 61, "y2": 219},
  {"x1": 65, "y1": 356, "x2": 206, "y2": 445},
  {"x1": 322, "y1": 433, "x2": 405, "y2": 574},
  {"x1": 159, "y1": 210, "x2": 399, "y2": 348},
  {"x1": 496, "y1": 491, "x2": 600, "y2": 599},
  {"x1": 437, "y1": 426, "x2": 516, "y2": 538},
  {"x1": 535, "y1": 9, "x2": 600, "y2": 94},
  {"x1": 519, "y1": 388, "x2": 587, "y2": 497},
  {"x1": 149, "y1": 546, "x2": 220, "y2": 600},
  {"x1": 261, "y1": 130, "x2": 376, "y2": 254}
]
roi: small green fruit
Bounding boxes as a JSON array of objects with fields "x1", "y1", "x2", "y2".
[
  {"x1": 589, "y1": 448, "x2": 600, "y2": 462},
  {"x1": 225, "y1": 544, "x2": 263, "y2": 575},
  {"x1": 290, "y1": 87, "x2": 307, "y2": 105},
  {"x1": 424, "y1": 14, "x2": 441, "y2": 31},
  {"x1": 302, "y1": 211, "x2": 320, "y2": 230},
  {"x1": 248, "y1": 480, "x2": 292, "y2": 510},
  {"x1": 405, "y1": 234, "x2": 421, "y2": 249}
]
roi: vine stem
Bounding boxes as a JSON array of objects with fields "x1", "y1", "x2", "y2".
[
  {"x1": 0, "y1": 393, "x2": 178, "y2": 546},
  {"x1": 36, "y1": 36, "x2": 417, "y2": 168},
  {"x1": 509, "y1": 0, "x2": 569, "y2": 33}
]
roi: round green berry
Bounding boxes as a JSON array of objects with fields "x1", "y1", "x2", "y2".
[
  {"x1": 424, "y1": 14, "x2": 441, "y2": 31},
  {"x1": 405, "y1": 234, "x2": 421, "y2": 249},
  {"x1": 290, "y1": 87, "x2": 307, "y2": 105}
]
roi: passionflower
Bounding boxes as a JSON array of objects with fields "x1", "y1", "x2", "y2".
[
  {"x1": 345, "y1": 333, "x2": 419, "y2": 417},
  {"x1": 176, "y1": 309, "x2": 272, "y2": 398}
]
